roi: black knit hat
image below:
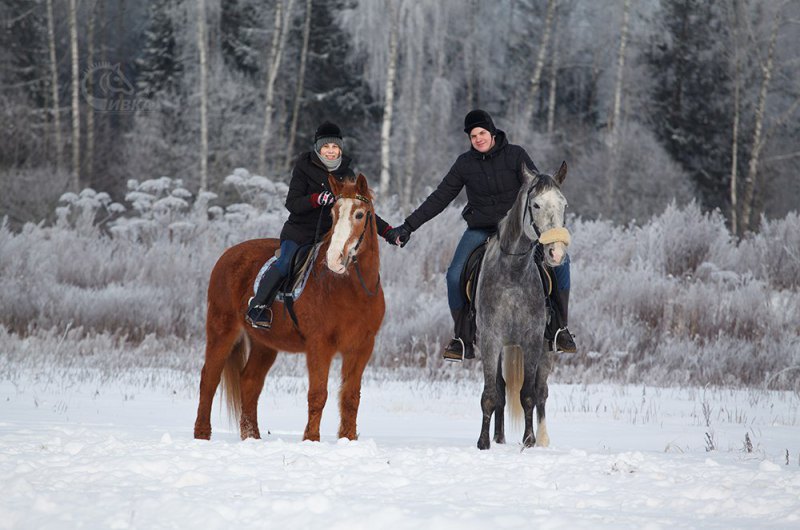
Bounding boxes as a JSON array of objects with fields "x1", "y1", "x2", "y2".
[
  {"x1": 314, "y1": 121, "x2": 343, "y2": 152},
  {"x1": 314, "y1": 121, "x2": 342, "y2": 142},
  {"x1": 463, "y1": 109, "x2": 497, "y2": 135}
]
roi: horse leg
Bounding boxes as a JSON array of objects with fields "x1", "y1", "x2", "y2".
[
  {"x1": 239, "y1": 342, "x2": 278, "y2": 440},
  {"x1": 338, "y1": 338, "x2": 374, "y2": 440},
  {"x1": 303, "y1": 349, "x2": 335, "y2": 442},
  {"x1": 534, "y1": 361, "x2": 551, "y2": 447},
  {"x1": 478, "y1": 349, "x2": 499, "y2": 450},
  {"x1": 520, "y1": 361, "x2": 537, "y2": 448},
  {"x1": 493, "y1": 355, "x2": 506, "y2": 444},
  {"x1": 194, "y1": 326, "x2": 239, "y2": 440}
]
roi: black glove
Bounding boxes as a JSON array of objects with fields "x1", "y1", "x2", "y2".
[
  {"x1": 385, "y1": 224, "x2": 412, "y2": 248},
  {"x1": 382, "y1": 226, "x2": 399, "y2": 246}
]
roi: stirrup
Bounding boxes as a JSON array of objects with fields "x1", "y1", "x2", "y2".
[
  {"x1": 246, "y1": 298, "x2": 273, "y2": 330},
  {"x1": 443, "y1": 338, "x2": 465, "y2": 363},
  {"x1": 551, "y1": 327, "x2": 576, "y2": 354}
]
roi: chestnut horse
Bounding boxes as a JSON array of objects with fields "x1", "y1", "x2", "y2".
[{"x1": 193, "y1": 174, "x2": 385, "y2": 441}]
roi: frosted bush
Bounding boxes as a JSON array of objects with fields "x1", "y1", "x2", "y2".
[
  {"x1": 2, "y1": 178, "x2": 799, "y2": 390},
  {"x1": 649, "y1": 201, "x2": 730, "y2": 277}
]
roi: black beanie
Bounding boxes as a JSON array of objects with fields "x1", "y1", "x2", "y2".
[
  {"x1": 314, "y1": 121, "x2": 342, "y2": 143},
  {"x1": 463, "y1": 109, "x2": 497, "y2": 135},
  {"x1": 313, "y1": 121, "x2": 343, "y2": 153}
]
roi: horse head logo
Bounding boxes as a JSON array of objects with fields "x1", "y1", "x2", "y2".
[{"x1": 81, "y1": 62, "x2": 136, "y2": 111}]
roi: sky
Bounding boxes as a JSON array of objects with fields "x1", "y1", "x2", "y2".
[{"x1": 1, "y1": 369, "x2": 799, "y2": 529}]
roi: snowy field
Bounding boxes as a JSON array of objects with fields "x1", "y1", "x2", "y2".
[{"x1": 1, "y1": 369, "x2": 799, "y2": 529}]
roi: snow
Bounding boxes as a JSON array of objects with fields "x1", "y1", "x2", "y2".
[{"x1": 1, "y1": 371, "x2": 799, "y2": 529}]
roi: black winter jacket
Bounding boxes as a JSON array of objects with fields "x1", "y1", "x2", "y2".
[
  {"x1": 280, "y1": 152, "x2": 390, "y2": 244},
  {"x1": 404, "y1": 131, "x2": 537, "y2": 232}
]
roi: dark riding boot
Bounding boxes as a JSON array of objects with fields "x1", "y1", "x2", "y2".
[
  {"x1": 245, "y1": 266, "x2": 285, "y2": 329},
  {"x1": 443, "y1": 309, "x2": 474, "y2": 362},
  {"x1": 553, "y1": 289, "x2": 577, "y2": 353}
]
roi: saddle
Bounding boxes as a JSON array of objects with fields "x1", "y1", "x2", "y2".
[
  {"x1": 454, "y1": 242, "x2": 487, "y2": 352},
  {"x1": 252, "y1": 243, "x2": 318, "y2": 303},
  {"x1": 456, "y1": 241, "x2": 559, "y2": 349}
]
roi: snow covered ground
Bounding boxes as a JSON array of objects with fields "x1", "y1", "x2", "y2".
[{"x1": 1, "y1": 369, "x2": 799, "y2": 529}]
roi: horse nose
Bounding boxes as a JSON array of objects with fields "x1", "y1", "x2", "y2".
[{"x1": 325, "y1": 251, "x2": 347, "y2": 274}]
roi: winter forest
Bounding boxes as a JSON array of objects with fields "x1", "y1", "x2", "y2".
[{"x1": 1, "y1": 0, "x2": 800, "y2": 391}]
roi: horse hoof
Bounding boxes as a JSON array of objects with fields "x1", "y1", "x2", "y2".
[
  {"x1": 522, "y1": 434, "x2": 536, "y2": 448},
  {"x1": 493, "y1": 435, "x2": 506, "y2": 444},
  {"x1": 303, "y1": 430, "x2": 321, "y2": 442},
  {"x1": 477, "y1": 437, "x2": 491, "y2": 450},
  {"x1": 194, "y1": 429, "x2": 211, "y2": 440}
]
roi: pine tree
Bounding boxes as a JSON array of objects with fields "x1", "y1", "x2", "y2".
[
  {"x1": 1, "y1": 0, "x2": 49, "y2": 108},
  {"x1": 644, "y1": 0, "x2": 734, "y2": 211},
  {"x1": 221, "y1": 0, "x2": 259, "y2": 76},
  {"x1": 136, "y1": 0, "x2": 183, "y2": 98}
]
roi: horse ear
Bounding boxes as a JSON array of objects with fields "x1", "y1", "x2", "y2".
[
  {"x1": 553, "y1": 161, "x2": 567, "y2": 185},
  {"x1": 355, "y1": 173, "x2": 369, "y2": 195},
  {"x1": 522, "y1": 163, "x2": 539, "y2": 185}
]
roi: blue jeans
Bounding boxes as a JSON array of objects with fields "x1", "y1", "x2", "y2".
[
  {"x1": 274, "y1": 239, "x2": 300, "y2": 276},
  {"x1": 552, "y1": 253, "x2": 570, "y2": 291},
  {"x1": 446, "y1": 228, "x2": 571, "y2": 310}
]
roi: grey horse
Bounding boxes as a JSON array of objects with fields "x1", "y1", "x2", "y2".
[{"x1": 475, "y1": 162, "x2": 570, "y2": 450}]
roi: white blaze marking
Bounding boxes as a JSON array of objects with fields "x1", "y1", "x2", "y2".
[{"x1": 326, "y1": 199, "x2": 355, "y2": 274}]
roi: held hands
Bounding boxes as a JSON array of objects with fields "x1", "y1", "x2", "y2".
[
  {"x1": 385, "y1": 224, "x2": 412, "y2": 248},
  {"x1": 314, "y1": 191, "x2": 335, "y2": 207}
]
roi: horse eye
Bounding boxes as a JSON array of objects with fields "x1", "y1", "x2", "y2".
[
  {"x1": 355, "y1": 212, "x2": 365, "y2": 220},
  {"x1": 533, "y1": 203, "x2": 541, "y2": 209}
]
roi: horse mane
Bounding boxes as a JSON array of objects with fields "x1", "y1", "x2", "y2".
[{"x1": 497, "y1": 172, "x2": 557, "y2": 248}]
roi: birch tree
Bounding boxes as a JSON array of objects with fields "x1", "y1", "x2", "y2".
[
  {"x1": 284, "y1": 0, "x2": 313, "y2": 169},
  {"x1": 608, "y1": 0, "x2": 631, "y2": 145},
  {"x1": 378, "y1": 2, "x2": 400, "y2": 198},
  {"x1": 257, "y1": 0, "x2": 295, "y2": 175},
  {"x1": 86, "y1": 0, "x2": 97, "y2": 183},
  {"x1": 728, "y1": 0, "x2": 743, "y2": 235},
  {"x1": 520, "y1": 0, "x2": 557, "y2": 132},
  {"x1": 69, "y1": 0, "x2": 80, "y2": 190},
  {"x1": 605, "y1": 0, "x2": 631, "y2": 208},
  {"x1": 740, "y1": 4, "x2": 800, "y2": 231},
  {"x1": 196, "y1": 0, "x2": 209, "y2": 191},
  {"x1": 46, "y1": 0, "x2": 63, "y2": 175},
  {"x1": 401, "y1": 4, "x2": 424, "y2": 209},
  {"x1": 546, "y1": 18, "x2": 560, "y2": 135}
]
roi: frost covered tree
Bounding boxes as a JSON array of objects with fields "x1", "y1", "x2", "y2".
[
  {"x1": 643, "y1": 0, "x2": 733, "y2": 213},
  {"x1": 137, "y1": 0, "x2": 184, "y2": 99},
  {"x1": 220, "y1": 0, "x2": 260, "y2": 76}
]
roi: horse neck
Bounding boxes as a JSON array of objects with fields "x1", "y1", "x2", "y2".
[{"x1": 497, "y1": 208, "x2": 535, "y2": 259}]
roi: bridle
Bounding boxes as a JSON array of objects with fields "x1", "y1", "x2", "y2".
[
  {"x1": 333, "y1": 193, "x2": 380, "y2": 296},
  {"x1": 500, "y1": 182, "x2": 571, "y2": 256}
]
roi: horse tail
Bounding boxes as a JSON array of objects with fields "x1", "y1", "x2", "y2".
[
  {"x1": 503, "y1": 345, "x2": 525, "y2": 430},
  {"x1": 221, "y1": 332, "x2": 248, "y2": 426}
]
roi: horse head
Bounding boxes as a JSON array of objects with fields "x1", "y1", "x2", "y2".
[
  {"x1": 325, "y1": 173, "x2": 376, "y2": 275},
  {"x1": 521, "y1": 161, "x2": 570, "y2": 267}
]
